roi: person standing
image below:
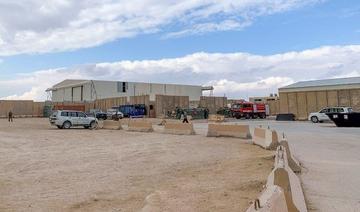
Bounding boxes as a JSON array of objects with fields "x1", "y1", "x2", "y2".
[
  {"x1": 204, "y1": 108, "x2": 209, "y2": 119},
  {"x1": 8, "y1": 110, "x2": 13, "y2": 122},
  {"x1": 182, "y1": 111, "x2": 189, "y2": 123}
]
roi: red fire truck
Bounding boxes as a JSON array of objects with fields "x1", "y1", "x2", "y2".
[{"x1": 231, "y1": 101, "x2": 267, "y2": 119}]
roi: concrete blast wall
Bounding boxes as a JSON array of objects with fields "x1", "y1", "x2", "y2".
[
  {"x1": 268, "y1": 100, "x2": 280, "y2": 116},
  {"x1": 0, "y1": 100, "x2": 45, "y2": 118},
  {"x1": 279, "y1": 89, "x2": 360, "y2": 120},
  {"x1": 207, "y1": 124, "x2": 251, "y2": 139},
  {"x1": 127, "y1": 119, "x2": 154, "y2": 132},
  {"x1": 253, "y1": 127, "x2": 279, "y2": 150},
  {"x1": 100, "y1": 120, "x2": 122, "y2": 130},
  {"x1": 164, "y1": 122, "x2": 195, "y2": 135},
  {"x1": 199, "y1": 96, "x2": 227, "y2": 114},
  {"x1": 94, "y1": 97, "x2": 128, "y2": 112},
  {"x1": 247, "y1": 144, "x2": 307, "y2": 212},
  {"x1": 155, "y1": 95, "x2": 189, "y2": 118}
]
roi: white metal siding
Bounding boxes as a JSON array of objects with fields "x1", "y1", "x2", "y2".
[{"x1": 51, "y1": 80, "x2": 203, "y2": 102}]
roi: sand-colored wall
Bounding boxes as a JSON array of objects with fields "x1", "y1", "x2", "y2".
[
  {"x1": 306, "y1": 92, "x2": 317, "y2": 115},
  {"x1": 296, "y1": 92, "x2": 307, "y2": 120},
  {"x1": 279, "y1": 88, "x2": 360, "y2": 120},
  {"x1": 267, "y1": 100, "x2": 280, "y2": 116},
  {"x1": 279, "y1": 92, "x2": 288, "y2": 114},
  {"x1": 155, "y1": 95, "x2": 189, "y2": 118},
  {"x1": 0, "y1": 100, "x2": 45, "y2": 117},
  {"x1": 199, "y1": 96, "x2": 227, "y2": 114}
]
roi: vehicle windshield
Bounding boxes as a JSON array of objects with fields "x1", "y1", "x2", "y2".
[
  {"x1": 51, "y1": 111, "x2": 58, "y2": 116},
  {"x1": 348, "y1": 108, "x2": 353, "y2": 113},
  {"x1": 232, "y1": 104, "x2": 242, "y2": 109},
  {"x1": 319, "y1": 108, "x2": 328, "y2": 113}
]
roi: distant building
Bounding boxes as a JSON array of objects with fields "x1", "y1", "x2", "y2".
[
  {"x1": 249, "y1": 95, "x2": 279, "y2": 104},
  {"x1": 278, "y1": 77, "x2": 360, "y2": 120},
  {"x1": 47, "y1": 79, "x2": 209, "y2": 102}
]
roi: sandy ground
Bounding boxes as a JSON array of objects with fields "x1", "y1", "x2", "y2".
[
  {"x1": 0, "y1": 118, "x2": 273, "y2": 212},
  {"x1": 203, "y1": 119, "x2": 360, "y2": 212}
]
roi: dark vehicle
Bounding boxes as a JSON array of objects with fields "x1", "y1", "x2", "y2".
[
  {"x1": 118, "y1": 104, "x2": 147, "y2": 118},
  {"x1": 95, "y1": 112, "x2": 107, "y2": 120},
  {"x1": 87, "y1": 110, "x2": 108, "y2": 120},
  {"x1": 326, "y1": 112, "x2": 360, "y2": 127}
]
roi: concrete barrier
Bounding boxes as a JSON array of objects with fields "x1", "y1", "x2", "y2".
[
  {"x1": 280, "y1": 139, "x2": 301, "y2": 173},
  {"x1": 269, "y1": 146, "x2": 307, "y2": 212},
  {"x1": 253, "y1": 127, "x2": 279, "y2": 150},
  {"x1": 128, "y1": 119, "x2": 154, "y2": 132},
  {"x1": 247, "y1": 145, "x2": 307, "y2": 212},
  {"x1": 246, "y1": 185, "x2": 288, "y2": 212},
  {"x1": 208, "y1": 114, "x2": 225, "y2": 122},
  {"x1": 100, "y1": 120, "x2": 122, "y2": 130},
  {"x1": 164, "y1": 122, "x2": 195, "y2": 135},
  {"x1": 207, "y1": 124, "x2": 251, "y2": 139}
]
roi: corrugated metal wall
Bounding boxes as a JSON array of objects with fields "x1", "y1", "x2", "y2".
[{"x1": 279, "y1": 89, "x2": 360, "y2": 120}]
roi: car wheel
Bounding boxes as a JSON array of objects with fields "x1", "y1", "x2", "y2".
[
  {"x1": 311, "y1": 116, "x2": 319, "y2": 123},
  {"x1": 63, "y1": 121, "x2": 71, "y2": 129},
  {"x1": 89, "y1": 121, "x2": 97, "y2": 129}
]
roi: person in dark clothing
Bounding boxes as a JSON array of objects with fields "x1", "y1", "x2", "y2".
[
  {"x1": 182, "y1": 111, "x2": 189, "y2": 123},
  {"x1": 204, "y1": 108, "x2": 209, "y2": 119},
  {"x1": 8, "y1": 110, "x2": 13, "y2": 122}
]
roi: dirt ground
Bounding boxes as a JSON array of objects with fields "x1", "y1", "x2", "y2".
[{"x1": 0, "y1": 118, "x2": 273, "y2": 212}]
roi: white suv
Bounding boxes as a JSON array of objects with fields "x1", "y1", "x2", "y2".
[
  {"x1": 308, "y1": 107, "x2": 353, "y2": 123},
  {"x1": 49, "y1": 110, "x2": 98, "y2": 129}
]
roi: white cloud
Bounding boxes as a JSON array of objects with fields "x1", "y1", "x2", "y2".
[
  {"x1": 0, "y1": 0, "x2": 322, "y2": 56},
  {"x1": 1, "y1": 45, "x2": 360, "y2": 101}
]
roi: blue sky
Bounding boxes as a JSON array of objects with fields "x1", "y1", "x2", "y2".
[{"x1": 0, "y1": 0, "x2": 360, "y2": 100}]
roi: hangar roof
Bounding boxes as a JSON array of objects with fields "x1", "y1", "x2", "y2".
[{"x1": 279, "y1": 77, "x2": 360, "y2": 92}]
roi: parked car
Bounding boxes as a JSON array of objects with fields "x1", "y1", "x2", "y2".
[
  {"x1": 106, "y1": 108, "x2": 124, "y2": 120},
  {"x1": 88, "y1": 109, "x2": 108, "y2": 120},
  {"x1": 49, "y1": 110, "x2": 98, "y2": 129},
  {"x1": 308, "y1": 107, "x2": 353, "y2": 123},
  {"x1": 95, "y1": 111, "x2": 108, "y2": 120}
]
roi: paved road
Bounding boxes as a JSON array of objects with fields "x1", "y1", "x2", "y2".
[{"x1": 194, "y1": 120, "x2": 360, "y2": 212}]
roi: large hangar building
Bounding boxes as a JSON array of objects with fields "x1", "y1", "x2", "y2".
[
  {"x1": 278, "y1": 77, "x2": 360, "y2": 120},
  {"x1": 48, "y1": 79, "x2": 205, "y2": 102}
]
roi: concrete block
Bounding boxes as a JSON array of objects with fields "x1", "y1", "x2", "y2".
[
  {"x1": 208, "y1": 114, "x2": 225, "y2": 122},
  {"x1": 207, "y1": 124, "x2": 251, "y2": 139},
  {"x1": 280, "y1": 140, "x2": 301, "y2": 173},
  {"x1": 253, "y1": 127, "x2": 279, "y2": 150},
  {"x1": 101, "y1": 120, "x2": 122, "y2": 130},
  {"x1": 164, "y1": 122, "x2": 195, "y2": 135},
  {"x1": 246, "y1": 185, "x2": 288, "y2": 212},
  {"x1": 269, "y1": 146, "x2": 307, "y2": 212},
  {"x1": 128, "y1": 119, "x2": 154, "y2": 132}
]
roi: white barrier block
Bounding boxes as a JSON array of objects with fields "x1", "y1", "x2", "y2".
[
  {"x1": 253, "y1": 127, "x2": 279, "y2": 150},
  {"x1": 280, "y1": 139, "x2": 301, "y2": 173},
  {"x1": 246, "y1": 185, "x2": 288, "y2": 212}
]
